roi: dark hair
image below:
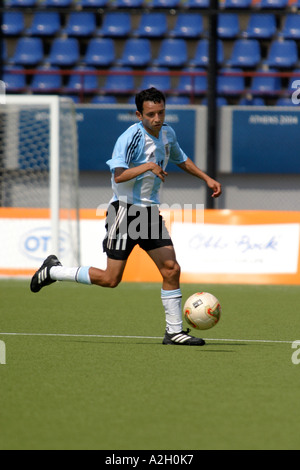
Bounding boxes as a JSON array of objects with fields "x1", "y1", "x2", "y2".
[{"x1": 135, "y1": 87, "x2": 166, "y2": 114}]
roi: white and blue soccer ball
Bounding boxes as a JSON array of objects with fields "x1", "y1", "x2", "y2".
[{"x1": 184, "y1": 292, "x2": 221, "y2": 330}]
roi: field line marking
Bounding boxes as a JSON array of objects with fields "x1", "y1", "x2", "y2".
[{"x1": 0, "y1": 332, "x2": 295, "y2": 344}]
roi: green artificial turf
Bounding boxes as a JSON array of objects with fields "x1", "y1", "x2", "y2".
[{"x1": 0, "y1": 280, "x2": 300, "y2": 450}]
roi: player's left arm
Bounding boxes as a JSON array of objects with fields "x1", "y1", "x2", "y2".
[{"x1": 177, "y1": 157, "x2": 222, "y2": 198}]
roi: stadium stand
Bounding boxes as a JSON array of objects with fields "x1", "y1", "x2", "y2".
[{"x1": 2, "y1": 2, "x2": 300, "y2": 104}]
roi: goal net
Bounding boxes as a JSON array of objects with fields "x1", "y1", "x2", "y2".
[{"x1": 0, "y1": 95, "x2": 80, "y2": 271}]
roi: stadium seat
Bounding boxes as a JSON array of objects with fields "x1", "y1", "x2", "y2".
[
  {"x1": 189, "y1": 39, "x2": 224, "y2": 68},
  {"x1": 62, "y1": 12, "x2": 96, "y2": 37},
  {"x1": 78, "y1": 0, "x2": 108, "y2": 5},
  {"x1": 139, "y1": 67, "x2": 171, "y2": 92},
  {"x1": 202, "y1": 97, "x2": 228, "y2": 106},
  {"x1": 134, "y1": 13, "x2": 168, "y2": 38},
  {"x1": 217, "y1": 68, "x2": 245, "y2": 96},
  {"x1": 275, "y1": 97, "x2": 295, "y2": 106},
  {"x1": 154, "y1": 39, "x2": 188, "y2": 68},
  {"x1": 85, "y1": 38, "x2": 115, "y2": 67},
  {"x1": 281, "y1": 15, "x2": 300, "y2": 40},
  {"x1": 118, "y1": 39, "x2": 152, "y2": 67},
  {"x1": 222, "y1": 0, "x2": 252, "y2": 8},
  {"x1": 91, "y1": 95, "x2": 117, "y2": 103},
  {"x1": 249, "y1": 69, "x2": 282, "y2": 95},
  {"x1": 1, "y1": 41, "x2": 7, "y2": 62},
  {"x1": 31, "y1": 66, "x2": 62, "y2": 92},
  {"x1": 167, "y1": 96, "x2": 191, "y2": 104},
  {"x1": 183, "y1": 0, "x2": 209, "y2": 7},
  {"x1": 217, "y1": 14, "x2": 240, "y2": 39},
  {"x1": 265, "y1": 40, "x2": 298, "y2": 68},
  {"x1": 177, "y1": 68, "x2": 207, "y2": 95},
  {"x1": 5, "y1": 0, "x2": 36, "y2": 6},
  {"x1": 44, "y1": 0, "x2": 72, "y2": 6},
  {"x1": 260, "y1": 0, "x2": 288, "y2": 8},
  {"x1": 2, "y1": 12, "x2": 24, "y2": 36},
  {"x1": 97, "y1": 13, "x2": 131, "y2": 37},
  {"x1": 26, "y1": 12, "x2": 61, "y2": 36},
  {"x1": 3, "y1": 66, "x2": 26, "y2": 92},
  {"x1": 113, "y1": 0, "x2": 144, "y2": 7},
  {"x1": 169, "y1": 14, "x2": 204, "y2": 39},
  {"x1": 239, "y1": 96, "x2": 265, "y2": 105},
  {"x1": 64, "y1": 66, "x2": 98, "y2": 93},
  {"x1": 147, "y1": 0, "x2": 181, "y2": 7},
  {"x1": 243, "y1": 14, "x2": 276, "y2": 39},
  {"x1": 9, "y1": 37, "x2": 43, "y2": 66},
  {"x1": 227, "y1": 39, "x2": 261, "y2": 68},
  {"x1": 48, "y1": 38, "x2": 80, "y2": 67},
  {"x1": 102, "y1": 67, "x2": 135, "y2": 94}
]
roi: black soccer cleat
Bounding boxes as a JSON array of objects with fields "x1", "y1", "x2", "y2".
[
  {"x1": 162, "y1": 328, "x2": 206, "y2": 346},
  {"x1": 30, "y1": 255, "x2": 62, "y2": 293}
]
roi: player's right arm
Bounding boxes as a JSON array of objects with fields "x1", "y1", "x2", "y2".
[{"x1": 114, "y1": 164, "x2": 167, "y2": 183}]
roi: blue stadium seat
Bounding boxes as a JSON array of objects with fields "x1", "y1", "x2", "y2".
[
  {"x1": 85, "y1": 38, "x2": 115, "y2": 67},
  {"x1": 91, "y1": 95, "x2": 117, "y2": 104},
  {"x1": 189, "y1": 39, "x2": 224, "y2": 68},
  {"x1": 202, "y1": 97, "x2": 228, "y2": 106},
  {"x1": 243, "y1": 14, "x2": 276, "y2": 39},
  {"x1": 217, "y1": 68, "x2": 245, "y2": 96},
  {"x1": 3, "y1": 66, "x2": 26, "y2": 92},
  {"x1": 281, "y1": 15, "x2": 300, "y2": 40},
  {"x1": 113, "y1": 0, "x2": 144, "y2": 7},
  {"x1": 217, "y1": 14, "x2": 240, "y2": 39},
  {"x1": 10, "y1": 37, "x2": 43, "y2": 66},
  {"x1": 118, "y1": 39, "x2": 152, "y2": 67},
  {"x1": 2, "y1": 12, "x2": 24, "y2": 36},
  {"x1": 26, "y1": 12, "x2": 61, "y2": 36},
  {"x1": 147, "y1": 0, "x2": 181, "y2": 7},
  {"x1": 97, "y1": 13, "x2": 131, "y2": 37},
  {"x1": 48, "y1": 38, "x2": 79, "y2": 67},
  {"x1": 167, "y1": 96, "x2": 191, "y2": 105},
  {"x1": 239, "y1": 96, "x2": 265, "y2": 105},
  {"x1": 78, "y1": 0, "x2": 108, "y2": 5},
  {"x1": 222, "y1": 0, "x2": 252, "y2": 8},
  {"x1": 275, "y1": 97, "x2": 295, "y2": 106},
  {"x1": 63, "y1": 12, "x2": 96, "y2": 37},
  {"x1": 44, "y1": 0, "x2": 72, "y2": 6},
  {"x1": 31, "y1": 66, "x2": 62, "y2": 92},
  {"x1": 260, "y1": 0, "x2": 288, "y2": 8},
  {"x1": 65, "y1": 66, "x2": 98, "y2": 93},
  {"x1": 1, "y1": 41, "x2": 7, "y2": 62},
  {"x1": 265, "y1": 40, "x2": 298, "y2": 68},
  {"x1": 169, "y1": 14, "x2": 203, "y2": 39},
  {"x1": 134, "y1": 13, "x2": 168, "y2": 38},
  {"x1": 249, "y1": 69, "x2": 282, "y2": 96},
  {"x1": 177, "y1": 68, "x2": 207, "y2": 95},
  {"x1": 227, "y1": 39, "x2": 261, "y2": 68},
  {"x1": 102, "y1": 67, "x2": 134, "y2": 94},
  {"x1": 154, "y1": 39, "x2": 188, "y2": 68},
  {"x1": 182, "y1": 0, "x2": 209, "y2": 7},
  {"x1": 140, "y1": 67, "x2": 171, "y2": 92},
  {"x1": 5, "y1": 0, "x2": 36, "y2": 6}
]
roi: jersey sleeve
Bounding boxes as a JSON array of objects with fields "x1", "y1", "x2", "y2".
[
  {"x1": 167, "y1": 126, "x2": 188, "y2": 165},
  {"x1": 106, "y1": 125, "x2": 143, "y2": 172}
]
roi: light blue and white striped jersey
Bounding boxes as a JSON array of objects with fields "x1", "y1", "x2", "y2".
[{"x1": 106, "y1": 122, "x2": 188, "y2": 206}]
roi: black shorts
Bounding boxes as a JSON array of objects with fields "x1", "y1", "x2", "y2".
[{"x1": 103, "y1": 201, "x2": 173, "y2": 260}]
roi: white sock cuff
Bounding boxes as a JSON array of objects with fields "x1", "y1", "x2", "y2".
[
  {"x1": 76, "y1": 266, "x2": 92, "y2": 285},
  {"x1": 161, "y1": 288, "x2": 182, "y2": 299}
]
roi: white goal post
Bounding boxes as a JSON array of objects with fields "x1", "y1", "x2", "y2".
[{"x1": 0, "y1": 95, "x2": 80, "y2": 267}]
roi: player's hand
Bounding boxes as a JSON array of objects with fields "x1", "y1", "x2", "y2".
[
  {"x1": 151, "y1": 164, "x2": 168, "y2": 182},
  {"x1": 207, "y1": 177, "x2": 222, "y2": 198}
]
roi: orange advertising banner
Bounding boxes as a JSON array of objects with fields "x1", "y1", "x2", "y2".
[{"x1": 1, "y1": 208, "x2": 300, "y2": 285}]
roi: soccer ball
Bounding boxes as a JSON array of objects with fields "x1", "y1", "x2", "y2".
[{"x1": 183, "y1": 292, "x2": 221, "y2": 330}]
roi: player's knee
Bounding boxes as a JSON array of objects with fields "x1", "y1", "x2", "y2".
[{"x1": 161, "y1": 260, "x2": 181, "y2": 282}]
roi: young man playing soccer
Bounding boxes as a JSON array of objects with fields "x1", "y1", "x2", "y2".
[{"x1": 30, "y1": 88, "x2": 222, "y2": 346}]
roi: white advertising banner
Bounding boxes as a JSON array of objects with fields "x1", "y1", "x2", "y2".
[{"x1": 171, "y1": 223, "x2": 300, "y2": 274}]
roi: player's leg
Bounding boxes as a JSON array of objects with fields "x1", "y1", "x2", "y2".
[{"x1": 147, "y1": 245, "x2": 205, "y2": 346}]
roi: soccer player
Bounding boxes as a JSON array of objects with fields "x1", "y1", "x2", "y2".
[{"x1": 30, "y1": 88, "x2": 222, "y2": 346}]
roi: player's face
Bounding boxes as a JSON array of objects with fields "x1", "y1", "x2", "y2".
[{"x1": 136, "y1": 100, "x2": 166, "y2": 138}]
